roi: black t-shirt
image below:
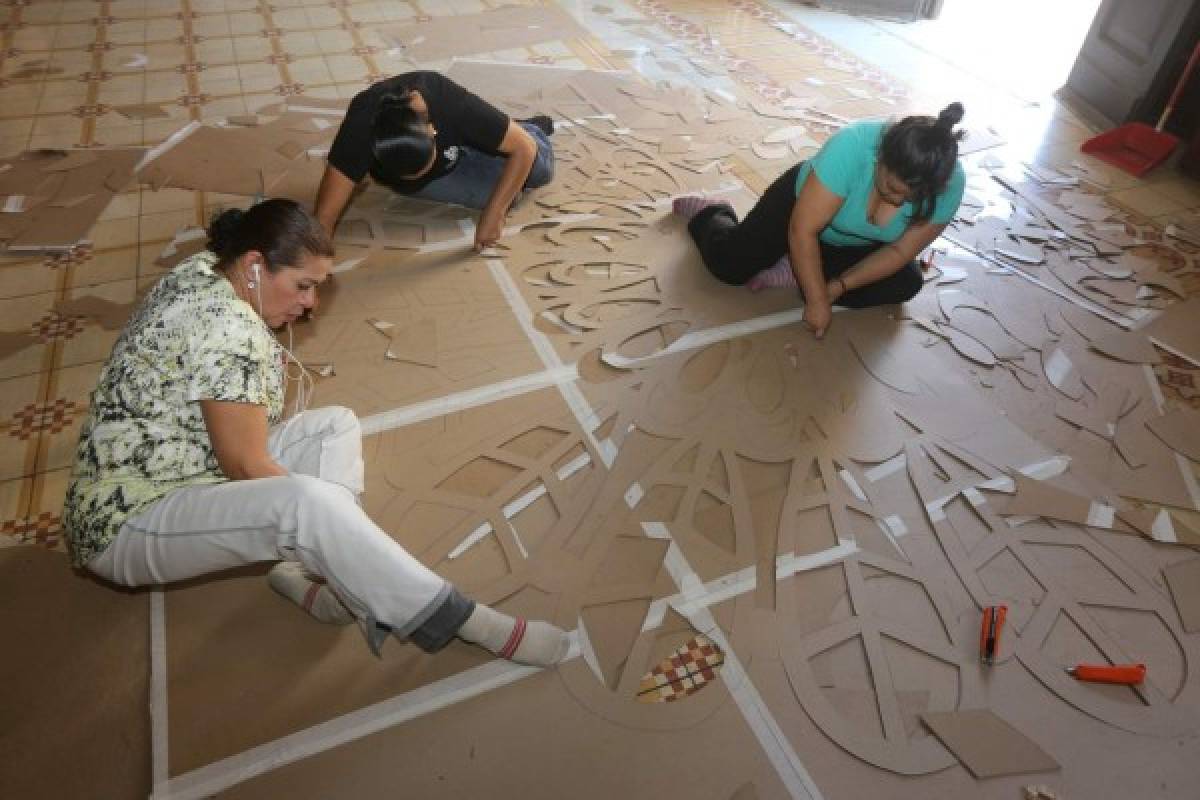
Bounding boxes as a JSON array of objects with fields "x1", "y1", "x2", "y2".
[{"x1": 326, "y1": 71, "x2": 510, "y2": 193}]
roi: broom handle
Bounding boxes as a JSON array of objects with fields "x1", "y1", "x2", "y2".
[{"x1": 1157, "y1": 38, "x2": 1200, "y2": 132}]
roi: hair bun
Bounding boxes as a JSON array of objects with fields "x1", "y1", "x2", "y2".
[
  {"x1": 936, "y1": 102, "x2": 965, "y2": 131},
  {"x1": 207, "y1": 208, "x2": 245, "y2": 258}
]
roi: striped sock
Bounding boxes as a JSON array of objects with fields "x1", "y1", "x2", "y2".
[
  {"x1": 747, "y1": 255, "x2": 797, "y2": 292},
  {"x1": 672, "y1": 195, "x2": 732, "y2": 220},
  {"x1": 268, "y1": 561, "x2": 355, "y2": 625},
  {"x1": 458, "y1": 603, "x2": 569, "y2": 667}
]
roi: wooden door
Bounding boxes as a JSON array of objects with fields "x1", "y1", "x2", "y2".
[{"x1": 1063, "y1": 0, "x2": 1196, "y2": 128}]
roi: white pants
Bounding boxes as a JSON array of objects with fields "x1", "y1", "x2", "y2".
[{"x1": 88, "y1": 406, "x2": 452, "y2": 639}]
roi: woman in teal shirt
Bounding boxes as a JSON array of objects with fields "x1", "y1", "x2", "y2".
[{"x1": 676, "y1": 103, "x2": 966, "y2": 338}]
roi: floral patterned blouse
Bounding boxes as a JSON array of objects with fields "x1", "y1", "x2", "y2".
[{"x1": 64, "y1": 251, "x2": 284, "y2": 567}]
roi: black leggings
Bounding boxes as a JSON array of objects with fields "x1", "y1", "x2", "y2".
[{"x1": 686, "y1": 163, "x2": 923, "y2": 309}]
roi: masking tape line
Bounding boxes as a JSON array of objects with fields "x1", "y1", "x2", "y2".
[
  {"x1": 1043, "y1": 348, "x2": 1075, "y2": 390},
  {"x1": 1085, "y1": 502, "x2": 1115, "y2": 529},
  {"x1": 281, "y1": 105, "x2": 345, "y2": 117},
  {"x1": 447, "y1": 522, "x2": 493, "y2": 560},
  {"x1": 486, "y1": 260, "x2": 610, "y2": 464},
  {"x1": 150, "y1": 589, "x2": 169, "y2": 794},
  {"x1": 837, "y1": 468, "x2": 867, "y2": 502},
  {"x1": 962, "y1": 487, "x2": 987, "y2": 507},
  {"x1": 1148, "y1": 337, "x2": 1200, "y2": 370},
  {"x1": 1150, "y1": 509, "x2": 1178, "y2": 544},
  {"x1": 450, "y1": 454, "x2": 594, "y2": 559},
  {"x1": 862, "y1": 453, "x2": 907, "y2": 482},
  {"x1": 650, "y1": 526, "x2": 823, "y2": 798},
  {"x1": 602, "y1": 307, "x2": 810, "y2": 369},
  {"x1": 137, "y1": 120, "x2": 199, "y2": 174},
  {"x1": 695, "y1": 612, "x2": 823, "y2": 800},
  {"x1": 156, "y1": 659, "x2": 543, "y2": 800},
  {"x1": 358, "y1": 364, "x2": 578, "y2": 435}
]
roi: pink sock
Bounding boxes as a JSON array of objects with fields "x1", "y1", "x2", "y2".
[
  {"x1": 747, "y1": 255, "x2": 797, "y2": 292},
  {"x1": 672, "y1": 195, "x2": 731, "y2": 220}
]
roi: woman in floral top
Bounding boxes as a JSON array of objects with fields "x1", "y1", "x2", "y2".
[{"x1": 64, "y1": 198, "x2": 567, "y2": 667}]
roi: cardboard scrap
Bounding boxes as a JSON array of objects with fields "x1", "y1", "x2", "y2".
[
  {"x1": 113, "y1": 103, "x2": 169, "y2": 119},
  {"x1": 383, "y1": 317, "x2": 439, "y2": 368},
  {"x1": 41, "y1": 150, "x2": 98, "y2": 173},
  {"x1": 920, "y1": 709, "x2": 1059, "y2": 779},
  {"x1": 1145, "y1": 407, "x2": 1200, "y2": 462},
  {"x1": 0, "y1": 147, "x2": 143, "y2": 251},
  {"x1": 1163, "y1": 559, "x2": 1200, "y2": 633},
  {"x1": 1138, "y1": 297, "x2": 1200, "y2": 366},
  {"x1": 1040, "y1": 342, "x2": 1084, "y2": 400},
  {"x1": 996, "y1": 473, "x2": 1117, "y2": 531}
]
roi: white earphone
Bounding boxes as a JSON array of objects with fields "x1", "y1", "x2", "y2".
[{"x1": 247, "y1": 258, "x2": 314, "y2": 416}]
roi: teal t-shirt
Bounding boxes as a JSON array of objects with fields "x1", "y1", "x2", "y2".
[{"x1": 796, "y1": 120, "x2": 965, "y2": 248}]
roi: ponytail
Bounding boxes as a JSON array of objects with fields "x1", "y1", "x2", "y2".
[{"x1": 371, "y1": 91, "x2": 436, "y2": 188}]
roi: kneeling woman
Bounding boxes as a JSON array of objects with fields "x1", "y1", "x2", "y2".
[
  {"x1": 64, "y1": 198, "x2": 567, "y2": 667},
  {"x1": 676, "y1": 103, "x2": 966, "y2": 338},
  {"x1": 315, "y1": 70, "x2": 555, "y2": 252}
]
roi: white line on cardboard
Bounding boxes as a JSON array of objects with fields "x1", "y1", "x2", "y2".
[{"x1": 150, "y1": 589, "x2": 169, "y2": 794}]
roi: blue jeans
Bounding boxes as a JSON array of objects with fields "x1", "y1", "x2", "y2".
[{"x1": 412, "y1": 121, "x2": 554, "y2": 210}]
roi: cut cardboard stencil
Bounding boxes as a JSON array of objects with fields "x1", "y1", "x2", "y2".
[
  {"x1": 382, "y1": 318, "x2": 439, "y2": 368},
  {"x1": 581, "y1": 596, "x2": 654, "y2": 691},
  {"x1": 1138, "y1": 296, "x2": 1200, "y2": 366},
  {"x1": 1163, "y1": 559, "x2": 1200, "y2": 634},
  {"x1": 0, "y1": 147, "x2": 142, "y2": 251},
  {"x1": 902, "y1": 435, "x2": 1200, "y2": 737},
  {"x1": 1040, "y1": 342, "x2": 1084, "y2": 400},
  {"x1": 920, "y1": 709, "x2": 1059, "y2": 779},
  {"x1": 1145, "y1": 407, "x2": 1200, "y2": 463}
]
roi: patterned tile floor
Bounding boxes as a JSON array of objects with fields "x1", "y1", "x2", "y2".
[{"x1": 2, "y1": 0, "x2": 1199, "y2": 795}]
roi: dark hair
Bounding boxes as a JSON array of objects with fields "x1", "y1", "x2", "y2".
[
  {"x1": 371, "y1": 92, "x2": 435, "y2": 188},
  {"x1": 879, "y1": 102, "x2": 964, "y2": 222},
  {"x1": 207, "y1": 198, "x2": 334, "y2": 272}
]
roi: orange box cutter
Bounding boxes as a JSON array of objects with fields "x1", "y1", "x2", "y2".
[
  {"x1": 979, "y1": 605, "x2": 1007, "y2": 665},
  {"x1": 1066, "y1": 663, "x2": 1147, "y2": 685}
]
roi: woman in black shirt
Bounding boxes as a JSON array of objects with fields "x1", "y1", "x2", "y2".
[{"x1": 315, "y1": 71, "x2": 554, "y2": 252}]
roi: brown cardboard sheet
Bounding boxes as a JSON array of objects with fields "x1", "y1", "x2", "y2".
[
  {"x1": 1146, "y1": 407, "x2": 1200, "y2": 462},
  {"x1": 142, "y1": 111, "x2": 336, "y2": 198},
  {"x1": 379, "y1": 5, "x2": 589, "y2": 62},
  {"x1": 0, "y1": 148, "x2": 142, "y2": 251},
  {"x1": 287, "y1": 249, "x2": 542, "y2": 417},
  {"x1": 1138, "y1": 296, "x2": 1200, "y2": 365},
  {"x1": 919, "y1": 709, "x2": 1059, "y2": 779},
  {"x1": 903, "y1": 435, "x2": 1200, "y2": 738},
  {"x1": 217, "y1": 668, "x2": 787, "y2": 800},
  {"x1": 113, "y1": 102, "x2": 169, "y2": 119},
  {"x1": 0, "y1": 548, "x2": 149, "y2": 799},
  {"x1": 1163, "y1": 558, "x2": 1200, "y2": 633}
]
